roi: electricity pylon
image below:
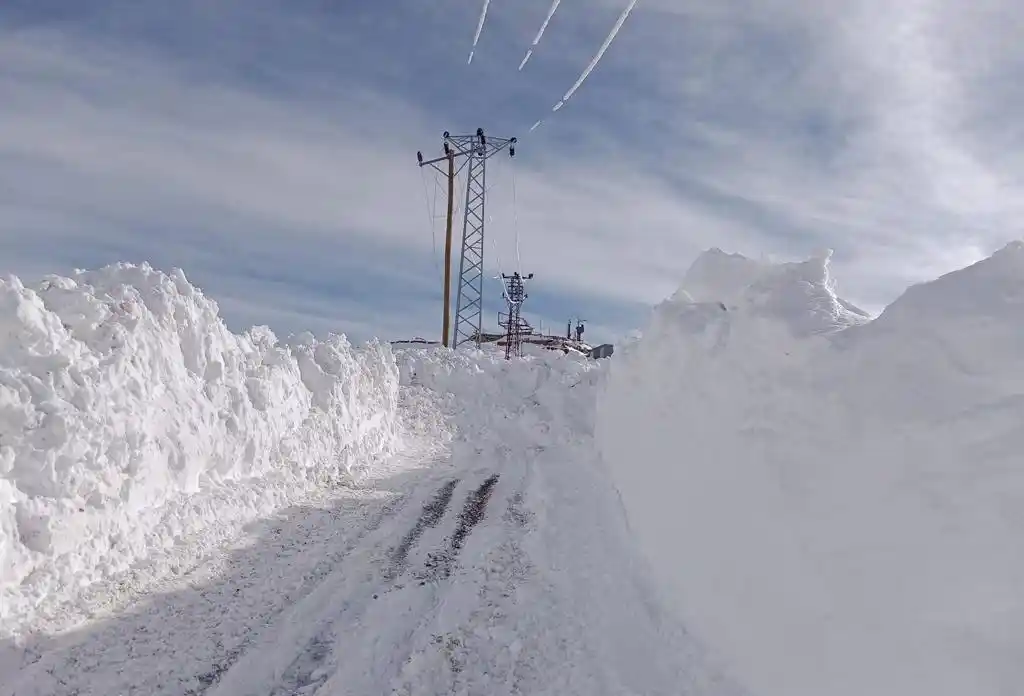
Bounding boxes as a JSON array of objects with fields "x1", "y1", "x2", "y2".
[
  {"x1": 417, "y1": 128, "x2": 516, "y2": 348},
  {"x1": 499, "y1": 272, "x2": 534, "y2": 360}
]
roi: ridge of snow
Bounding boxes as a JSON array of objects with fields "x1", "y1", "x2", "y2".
[
  {"x1": 0, "y1": 263, "x2": 399, "y2": 635},
  {"x1": 672, "y1": 248, "x2": 870, "y2": 336},
  {"x1": 673, "y1": 247, "x2": 768, "y2": 303},
  {"x1": 874, "y1": 240, "x2": 1024, "y2": 324},
  {"x1": 597, "y1": 243, "x2": 1024, "y2": 696}
]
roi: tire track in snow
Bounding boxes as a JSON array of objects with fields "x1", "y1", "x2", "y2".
[
  {"x1": 386, "y1": 463, "x2": 543, "y2": 696},
  {"x1": 184, "y1": 491, "x2": 414, "y2": 696},
  {"x1": 252, "y1": 476, "x2": 500, "y2": 696},
  {"x1": 419, "y1": 474, "x2": 501, "y2": 582},
  {"x1": 266, "y1": 479, "x2": 460, "y2": 696},
  {"x1": 397, "y1": 493, "x2": 538, "y2": 695},
  {"x1": 196, "y1": 471, "x2": 465, "y2": 696},
  {"x1": 304, "y1": 472, "x2": 510, "y2": 695},
  {"x1": 386, "y1": 479, "x2": 459, "y2": 579},
  {"x1": 2, "y1": 489, "x2": 418, "y2": 696}
]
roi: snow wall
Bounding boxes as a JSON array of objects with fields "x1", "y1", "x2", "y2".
[
  {"x1": 394, "y1": 343, "x2": 608, "y2": 477},
  {"x1": 0, "y1": 264, "x2": 399, "y2": 633},
  {"x1": 597, "y1": 244, "x2": 1024, "y2": 696}
]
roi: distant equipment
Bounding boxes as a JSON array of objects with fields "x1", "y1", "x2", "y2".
[
  {"x1": 566, "y1": 317, "x2": 586, "y2": 342},
  {"x1": 416, "y1": 129, "x2": 517, "y2": 349},
  {"x1": 499, "y1": 272, "x2": 534, "y2": 359}
]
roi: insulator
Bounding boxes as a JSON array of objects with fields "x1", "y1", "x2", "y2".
[{"x1": 416, "y1": 151, "x2": 424, "y2": 164}]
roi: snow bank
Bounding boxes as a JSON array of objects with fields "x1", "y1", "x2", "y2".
[
  {"x1": 394, "y1": 344, "x2": 602, "y2": 437},
  {"x1": 0, "y1": 264, "x2": 398, "y2": 634},
  {"x1": 597, "y1": 244, "x2": 1024, "y2": 696}
]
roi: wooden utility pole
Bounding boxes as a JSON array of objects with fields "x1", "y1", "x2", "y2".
[
  {"x1": 419, "y1": 140, "x2": 458, "y2": 347},
  {"x1": 441, "y1": 150, "x2": 455, "y2": 347}
]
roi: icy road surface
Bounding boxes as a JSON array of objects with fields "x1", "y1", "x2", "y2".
[{"x1": 1, "y1": 352, "x2": 738, "y2": 696}]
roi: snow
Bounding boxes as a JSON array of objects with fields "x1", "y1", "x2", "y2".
[
  {"x1": 467, "y1": 0, "x2": 491, "y2": 64},
  {"x1": 0, "y1": 260, "x2": 736, "y2": 695},
  {"x1": 549, "y1": 0, "x2": 640, "y2": 112},
  {"x1": 4, "y1": 243, "x2": 1023, "y2": 695},
  {"x1": 315, "y1": 347, "x2": 738, "y2": 696},
  {"x1": 1, "y1": 337, "x2": 738, "y2": 695},
  {"x1": 0, "y1": 263, "x2": 398, "y2": 635},
  {"x1": 598, "y1": 242, "x2": 1024, "y2": 696},
  {"x1": 519, "y1": 0, "x2": 562, "y2": 70}
]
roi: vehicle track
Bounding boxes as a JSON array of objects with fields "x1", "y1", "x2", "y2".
[
  {"x1": 3, "y1": 487, "x2": 422, "y2": 696},
  {"x1": 272, "y1": 471, "x2": 512, "y2": 696},
  {"x1": 419, "y1": 474, "x2": 501, "y2": 582},
  {"x1": 386, "y1": 479, "x2": 459, "y2": 580},
  {"x1": 265, "y1": 478, "x2": 463, "y2": 696},
  {"x1": 201, "y1": 472, "x2": 473, "y2": 696}
]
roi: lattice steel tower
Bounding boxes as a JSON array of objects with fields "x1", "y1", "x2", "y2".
[
  {"x1": 499, "y1": 272, "x2": 534, "y2": 360},
  {"x1": 450, "y1": 129, "x2": 517, "y2": 348},
  {"x1": 416, "y1": 128, "x2": 517, "y2": 349}
]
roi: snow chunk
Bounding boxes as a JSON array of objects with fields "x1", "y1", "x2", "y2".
[
  {"x1": 0, "y1": 264, "x2": 398, "y2": 634},
  {"x1": 674, "y1": 247, "x2": 772, "y2": 304},
  {"x1": 671, "y1": 248, "x2": 869, "y2": 336},
  {"x1": 597, "y1": 245, "x2": 1024, "y2": 696}
]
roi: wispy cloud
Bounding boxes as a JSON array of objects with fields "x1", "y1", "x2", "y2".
[
  {"x1": 588, "y1": 0, "x2": 1024, "y2": 304},
  {"x1": 1, "y1": 0, "x2": 1022, "y2": 341}
]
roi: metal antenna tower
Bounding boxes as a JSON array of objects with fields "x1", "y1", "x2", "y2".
[
  {"x1": 417, "y1": 128, "x2": 517, "y2": 349},
  {"x1": 452, "y1": 129, "x2": 517, "y2": 349},
  {"x1": 498, "y1": 272, "x2": 534, "y2": 360}
]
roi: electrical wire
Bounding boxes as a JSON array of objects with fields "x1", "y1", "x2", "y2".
[
  {"x1": 467, "y1": 0, "x2": 492, "y2": 65},
  {"x1": 419, "y1": 167, "x2": 442, "y2": 281},
  {"x1": 519, "y1": 0, "x2": 562, "y2": 70},
  {"x1": 453, "y1": 168, "x2": 465, "y2": 232},
  {"x1": 493, "y1": 236, "x2": 512, "y2": 303},
  {"x1": 511, "y1": 157, "x2": 522, "y2": 274}
]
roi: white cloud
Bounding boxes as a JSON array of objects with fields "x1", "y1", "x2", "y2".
[
  {"x1": 572, "y1": 0, "x2": 1024, "y2": 305},
  {"x1": 0, "y1": 25, "x2": 748, "y2": 338},
  {"x1": 2, "y1": 1, "x2": 1023, "y2": 340}
]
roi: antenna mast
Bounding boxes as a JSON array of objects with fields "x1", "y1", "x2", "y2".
[
  {"x1": 499, "y1": 272, "x2": 534, "y2": 359},
  {"x1": 417, "y1": 128, "x2": 517, "y2": 349}
]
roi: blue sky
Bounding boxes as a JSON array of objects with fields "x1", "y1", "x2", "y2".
[{"x1": 2, "y1": 0, "x2": 1023, "y2": 344}]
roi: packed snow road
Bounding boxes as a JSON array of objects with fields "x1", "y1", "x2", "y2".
[{"x1": 1, "y1": 351, "x2": 736, "y2": 696}]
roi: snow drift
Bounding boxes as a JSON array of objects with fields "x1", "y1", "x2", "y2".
[
  {"x1": 597, "y1": 243, "x2": 1024, "y2": 696},
  {"x1": 0, "y1": 263, "x2": 398, "y2": 634}
]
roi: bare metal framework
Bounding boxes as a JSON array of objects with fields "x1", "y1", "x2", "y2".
[
  {"x1": 417, "y1": 129, "x2": 516, "y2": 349},
  {"x1": 498, "y1": 271, "x2": 533, "y2": 360}
]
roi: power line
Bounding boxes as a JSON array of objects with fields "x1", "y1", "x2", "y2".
[
  {"x1": 467, "y1": 0, "x2": 493, "y2": 64},
  {"x1": 519, "y1": 0, "x2": 563, "y2": 70},
  {"x1": 419, "y1": 167, "x2": 442, "y2": 281}
]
